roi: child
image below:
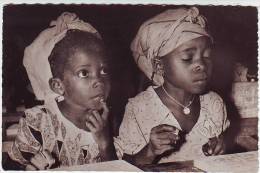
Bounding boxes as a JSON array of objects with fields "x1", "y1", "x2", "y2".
[
  {"x1": 8, "y1": 12, "x2": 117, "y2": 170},
  {"x1": 114, "y1": 7, "x2": 230, "y2": 165}
]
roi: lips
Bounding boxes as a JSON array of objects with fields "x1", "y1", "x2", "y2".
[
  {"x1": 193, "y1": 76, "x2": 208, "y2": 85},
  {"x1": 92, "y1": 94, "x2": 105, "y2": 102},
  {"x1": 194, "y1": 78, "x2": 207, "y2": 82}
]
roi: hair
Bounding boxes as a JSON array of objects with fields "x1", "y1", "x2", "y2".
[{"x1": 48, "y1": 29, "x2": 107, "y2": 79}]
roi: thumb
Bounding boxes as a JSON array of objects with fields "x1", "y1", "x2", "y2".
[{"x1": 101, "y1": 101, "x2": 109, "y2": 120}]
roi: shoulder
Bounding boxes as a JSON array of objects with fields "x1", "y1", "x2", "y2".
[
  {"x1": 128, "y1": 86, "x2": 158, "y2": 107},
  {"x1": 124, "y1": 86, "x2": 168, "y2": 120},
  {"x1": 200, "y1": 91, "x2": 226, "y2": 116},
  {"x1": 201, "y1": 91, "x2": 223, "y2": 102},
  {"x1": 126, "y1": 86, "x2": 161, "y2": 115},
  {"x1": 201, "y1": 91, "x2": 225, "y2": 108},
  {"x1": 23, "y1": 105, "x2": 51, "y2": 130}
]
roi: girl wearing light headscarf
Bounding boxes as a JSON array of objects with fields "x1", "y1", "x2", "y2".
[
  {"x1": 115, "y1": 7, "x2": 230, "y2": 165},
  {"x1": 8, "y1": 12, "x2": 117, "y2": 170}
]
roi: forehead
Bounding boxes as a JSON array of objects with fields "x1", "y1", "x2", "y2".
[
  {"x1": 176, "y1": 36, "x2": 211, "y2": 52},
  {"x1": 66, "y1": 49, "x2": 107, "y2": 69}
]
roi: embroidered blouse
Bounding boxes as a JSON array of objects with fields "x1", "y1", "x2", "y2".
[
  {"x1": 114, "y1": 86, "x2": 230, "y2": 162},
  {"x1": 8, "y1": 105, "x2": 101, "y2": 169}
]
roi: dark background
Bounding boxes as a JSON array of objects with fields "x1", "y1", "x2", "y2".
[{"x1": 2, "y1": 4, "x2": 258, "y2": 134}]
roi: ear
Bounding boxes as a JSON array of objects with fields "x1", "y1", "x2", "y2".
[
  {"x1": 49, "y1": 78, "x2": 65, "y2": 96},
  {"x1": 152, "y1": 57, "x2": 164, "y2": 76}
]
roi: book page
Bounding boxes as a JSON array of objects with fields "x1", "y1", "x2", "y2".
[
  {"x1": 194, "y1": 151, "x2": 258, "y2": 173},
  {"x1": 53, "y1": 160, "x2": 143, "y2": 171}
]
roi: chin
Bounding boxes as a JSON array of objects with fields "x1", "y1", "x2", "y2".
[{"x1": 191, "y1": 86, "x2": 210, "y2": 95}]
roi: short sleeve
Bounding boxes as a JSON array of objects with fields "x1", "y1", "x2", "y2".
[
  {"x1": 200, "y1": 92, "x2": 230, "y2": 138},
  {"x1": 114, "y1": 102, "x2": 148, "y2": 159},
  {"x1": 8, "y1": 108, "x2": 44, "y2": 166},
  {"x1": 211, "y1": 93, "x2": 230, "y2": 133}
]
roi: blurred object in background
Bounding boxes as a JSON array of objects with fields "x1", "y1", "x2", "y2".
[
  {"x1": 233, "y1": 62, "x2": 258, "y2": 82},
  {"x1": 233, "y1": 63, "x2": 248, "y2": 82},
  {"x1": 231, "y1": 82, "x2": 258, "y2": 118}
]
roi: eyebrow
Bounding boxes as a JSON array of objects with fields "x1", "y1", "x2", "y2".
[
  {"x1": 182, "y1": 47, "x2": 197, "y2": 52},
  {"x1": 76, "y1": 64, "x2": 91, "y2": 68},
  {"x1": 71, "y1": 64, "x2": 91, "y2": 71}
]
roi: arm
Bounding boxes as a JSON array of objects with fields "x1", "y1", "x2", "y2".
[
  {"x1": 8, "y1": 116, "x2": 39, "y2": 169},
  {"x1": 123, "y1": 125, "x2": 180, "y2": 166},
  {"x1": 115, "y1": 102, "x2": 180, "y2": 165},
  {"x1": 123, "y1": 143, "x2": 155, "y2": 165},
  {"x1": 85, "y1": 102, "x2": 117, "y2": 161},
  {"x1": 8, "y1": 117, "x2": 55, "y2": 170},
  {"x1": 98, "y1": 138, "x2": 117, "y2": 161},
  {"x1": 202, "y1": 92, "x2": 230, "y2": 156}
]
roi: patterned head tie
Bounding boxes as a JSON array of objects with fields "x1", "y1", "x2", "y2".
[
  {"x1": 131, "y1": 7, "x2": 213, "y2": 86},
  {"x1": 23, "y1": 12, "x2": 101, "y2": 103}
]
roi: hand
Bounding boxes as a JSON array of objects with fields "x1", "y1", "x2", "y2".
[
  {"x1": 202, "y1": 135, "x2": 226, "y2": 156},
  {"x1": 148, "y1": 124, "x2": 180, "y2": 157},
  {"x1": 85, "y1": 101, "x2": 112, "y2": 148},
  {"x1": 25, "y1": 149, "x2": 55, "y2": 170}
]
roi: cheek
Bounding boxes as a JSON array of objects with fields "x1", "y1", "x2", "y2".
[
  {"x1": 105, "y1": 81, "x2": 111, "y2": 93},
  {"x1": 206, "y1": 60, "x2": 213, "y2": 76},
  {"x1": 64, "y1": 80, "x2": 92, "y2": 100},
  {"x1": 104, "y1": 78, "x2": 111, "y2": 95}
]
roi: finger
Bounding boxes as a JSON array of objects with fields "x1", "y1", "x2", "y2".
[
  {"x1": 157, "y1": 131, "x2": 179, "y2": 140},
  {"x1": 42, "y1": 150, "x2": 55, "y2": 169},
  {"x1": 88, "y1": 114, "x2": 100, "y2": 129},
  {"x1": 86, "y1": 120, "x2": 96, "y2": 132},
  {"x1": 25, "y1": 163, "x2": 38, "y2": 171},
  {"x1": 158, "y1": 144, "x2": 175, "y2": 154},
  {"x1": 157, "y1": 139, "x2": 172, "y2": 145},
  {"x1": 207, "y1": 147, "x2": 213, "y2": 155},
  {"x1": 205, "y1": 138, "x2": 218, "y2": 156},
  {"x1": 202, "y1": 143, "x2": 210, "y2": 156},
  {"x1": 213, "y1": 143, "x2": 225, "y2": 155},
  {"x1": 208, "y1": 138, "x2": 218, "y2": 148},
  {"x1": 101, "y1": 101, "x2": 109, "y2": 120},
  {"x1": 152, "y1": 124, "x2": 179, "y2": 133},
  {"x1": 92, "y1": 110, "x2": 103, "y2": 124},
  {"x1": 203, "y1": 151, "x2": 210, "y2": 156}
]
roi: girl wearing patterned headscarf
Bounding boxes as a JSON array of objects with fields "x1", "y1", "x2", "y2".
[
  {"x1": 8, "y1": 12, "x2": 117, "y2": 170},
  {"x1": 115, "y1": 7, "x2": 230, "y2": 165}
]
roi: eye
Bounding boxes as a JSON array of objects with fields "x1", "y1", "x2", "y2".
[
  {"x1": 77, "y1": 70, "x2": 89, "y2": 78},
  {"x1": 100, "y1": 67, "x2": 109, "y2": 75},
  {"x1": 182, "y1": 53, "x2": 193, "y2": 62},
  {"x1": 203, "y1": 49, "x2": 211, "y2": 59}
]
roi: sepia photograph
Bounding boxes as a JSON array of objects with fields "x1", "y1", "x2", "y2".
[{"x1": 1, "y1": 3, "x2": 258, "y2": 172}]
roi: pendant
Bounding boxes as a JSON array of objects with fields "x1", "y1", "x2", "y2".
[{"x1": 183, "y1": 107, "x2": 190, "y2": 115}]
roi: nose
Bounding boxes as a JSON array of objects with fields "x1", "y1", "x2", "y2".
[
  {"x1": 193, "y1": 58, "x2": 206, "y2": 72},
  {"x1": 92, "y1": 74, "x2": 105, "y2": 89},
  {"x1": 92, "y1": 78, "x2": 105, "y2": 89}
]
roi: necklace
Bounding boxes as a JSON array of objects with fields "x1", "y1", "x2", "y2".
[{"x1": 162, "y1": 85, "x2": 195, "y2": 115}]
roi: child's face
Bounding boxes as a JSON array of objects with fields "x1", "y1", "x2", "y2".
[
  {"x1": 162, "y1": 36, "x2": 212, "y2": 94},
  {"x1": 61, "y1": 49, "x2": 111, "y2": 111}
]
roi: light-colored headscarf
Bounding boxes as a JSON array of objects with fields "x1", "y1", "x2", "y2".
[
  {"x1": 131, "y1": 7, "x2": 212, "y2": 86},
  {"x1": 23, "y1": 12, "x2": 101, "y2": 110}
]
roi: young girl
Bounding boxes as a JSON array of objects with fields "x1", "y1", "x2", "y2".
[
  {"x1": 114, "y1": 7, "x2": 230, "y2": 165},
  {"x1": 8, "y1": 12, "x2": 117, "y2": 170}
]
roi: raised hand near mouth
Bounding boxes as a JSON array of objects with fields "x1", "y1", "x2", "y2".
[{"x1": 85, "y1": 100, "x2": 117, "y2": 161}]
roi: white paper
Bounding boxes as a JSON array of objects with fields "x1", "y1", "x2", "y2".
[{"x1": 53, "y1": 160, "x2": 143, "y2": 171}]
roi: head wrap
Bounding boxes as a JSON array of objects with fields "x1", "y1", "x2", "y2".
[
  {"x1": 23, "y1": 12, "x2": 101, "y2": 106},
  {"x1": 131, "y1": 7, "x2": 212, "y2": 86}
]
